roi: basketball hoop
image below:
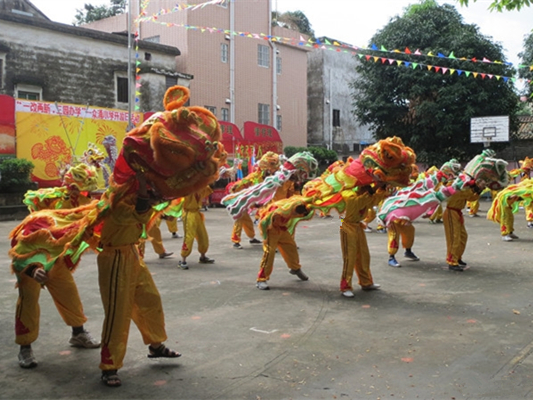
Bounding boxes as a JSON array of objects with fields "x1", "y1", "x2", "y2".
[
  {"x1": 470, "y1": 116, "x2": 509, "y2": 148},
  {"x1": 482, "y1": 127, "x2": 497, "y2": 148}
]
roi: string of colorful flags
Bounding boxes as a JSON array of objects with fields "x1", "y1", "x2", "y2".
[{"x1": 132, "y1": 0, "x2": 532, "y2": 110}]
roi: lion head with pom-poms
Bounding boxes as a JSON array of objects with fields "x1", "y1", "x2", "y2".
[{"x1": 112, "y1": 86, "x2": 227, "y2": 200}]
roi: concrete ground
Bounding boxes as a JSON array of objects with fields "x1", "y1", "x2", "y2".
[{"x1": 1, "y1": 200, "x2": 533, "y2": 400}]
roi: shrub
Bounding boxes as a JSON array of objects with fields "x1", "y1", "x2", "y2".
[{"x1": 0, "y1": 158, "x2": 35, "y2": 191}]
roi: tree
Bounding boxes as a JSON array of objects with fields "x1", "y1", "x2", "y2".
[
  {"x1": 272, "y1": 10, "x2": 315, "y2": 40},
  {"x1": 456, "y1": 0, "x2": 531, "y2": 11},
  {"x1": 74, "y1": 0, "x2": 126, "y2": 25},
  {"x1": 352, "y1": 0, "x2": 519, "y2": 165},
  {"x1": 518, "y1": 31, "x2": 533, "y2": 100}
]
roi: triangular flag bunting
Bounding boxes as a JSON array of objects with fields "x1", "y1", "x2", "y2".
[
  {"x1": 449, "y1": 52, "x2": 456, "y2": 59},
  {"x1": 435, "y1": 66, "x2": 441, "y2": 72},
  {"x1": 437, "y1": 52, "x2": 445, "y2": 58},
  {"x1": 365, "y1": 55, "x2": 371, "y2": 61},
  {"x1": 482, "y1": 57, "x2": 491, "y2": 63},
  {"x1": 457, "y1": 70, "x2": 463, "y2": 75},
  {"x1": 371, "y1": 44, "x2": 379, "y2": 50},
  {"x1": 388, "y1": 59, "x2": 394, "y2": 65},
  {"x1": 412, "y1": 63, "x2": 418, "y2": 69},
  {"x1": 381, "y1": 45, "x2": 388, "y2": 51},
  {"x1": 441, "y1": 67, "x2": 448, "y2": 74},
  {"x1": 465, "y1": 71, "x2": 471, "y2": 77},
  {"x1": 450, "y1": 69, "x2": 455, "y2": 75},
  {"x1": 427, "y1": 51, "x2": 434, "y2": 56},
  {"x1": 381, "y1": 57, "x2": 386, "y2": 64},
  {"x1": 396, "y1": 60, "x2": 402, "y2": 66},
  {"x1": 405, "y1": 47, "x2": 411, "y2": 54},
  {"x1": 427, "y1": 65, "x2": 433, "y2": 71},
  {"x1": 373, "y1": 56, "x2": 379, "y2": 62},
  {"x1": 473, "y1": 72, "x2": 478, "y2": 78},
  {"x1": 414, "y1": 49, "x2": 421, "y2": 55}
]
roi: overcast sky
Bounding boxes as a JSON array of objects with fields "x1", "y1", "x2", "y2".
[{"x1": 31, "y1": 0, "x2": 532, "y2": 72}]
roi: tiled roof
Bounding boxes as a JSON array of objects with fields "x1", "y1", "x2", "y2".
[{"x1": 514, "y1": 115, "x2": 533, "y2": 140}]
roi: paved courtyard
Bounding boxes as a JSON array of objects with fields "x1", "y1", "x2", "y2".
[{"x1": 1, "y1": 200, "x2": 533, "y2": 399}]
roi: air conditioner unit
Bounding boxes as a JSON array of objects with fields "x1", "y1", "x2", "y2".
[
  {"x1": 225, "y1": 98, "x2": 231, "y2": 104},
  {"x1": 225, "y1": 34, "x2": 231, "y2": 40}
]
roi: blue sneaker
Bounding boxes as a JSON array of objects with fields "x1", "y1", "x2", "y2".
[
  {"x1": 404, "y1": 250, "x2": 420, "y2": 261},
  {"x1": 388, "y1": 256, "x2": 401, "y2": 268}
]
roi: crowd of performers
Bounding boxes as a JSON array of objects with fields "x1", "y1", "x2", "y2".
[{"x1": 7, "y1": 85, "x2": 533, "y2": 387}]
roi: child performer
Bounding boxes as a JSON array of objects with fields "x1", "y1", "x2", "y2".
[
  {"x1": 97, "y1": 173, "x2": 180, "y2": 387},
  {"x1": 256, "y1": 199, "x2": 312, "y2": 290},
  {"x1": 339, "y1": 185, "x2": 383, "y2": 298},
  {"x1": 179, "y1": 186, "x2": 216, "y2": 270}
]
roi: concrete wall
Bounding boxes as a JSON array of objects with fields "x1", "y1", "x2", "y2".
[
  {"x1": 0, "y1": 11, "x2": 183, "y2": 112},
  {"x1": 307, "y1": 47, "x2": 374, "y2": 156}
]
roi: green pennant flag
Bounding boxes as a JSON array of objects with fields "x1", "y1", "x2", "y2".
[
  {"x1": 412, "y1": 63, "x2": 418, "y2": 69},
  {"x1": 357, "y1": 54, "x2": 363, "y2": 58},
  {"x1": 324, "y1": 38, "x2": 331, "y2": 45},
  {"x1": 380, "y1": 45, "x2": 387, "y2": 52},
  {"x1": 449, "y1": 51, "x2": 456, "y2": 59},
  {"x1": 465, "y1": 71, "x2": 471, "y2": 77}
]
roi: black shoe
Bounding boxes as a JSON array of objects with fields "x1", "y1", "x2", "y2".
[
  {"x1": 448, "y1": 264, "x2": 464, "y2": 271},
  {"x1": 249, "y1": 238, "x2": 261, "y2": 244},
  {"x1": 458, "y1": 259, "x2": 467, "y2": 266},
  {"x1": 233, "y1": 243, "x2": 243, "y2": 249}
]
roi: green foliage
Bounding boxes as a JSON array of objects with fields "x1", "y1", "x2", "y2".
[
  {"x1": 0, "y1": 158, "x2": 35, "y2": 191},
  {"x1": 518, "y1": 31, "x2": 533, "y2": 100},
  {"x1": 284, "y1": 146, "x2": 338, "y2": 168},
  {"x1": 272, "y1": 10, "x2": 315, "y2": 40},
  {"x1": 352, "y1": 2, "x2": 519, "y2": 166},
  {"x1": 456, "y1": 0, "x2": 531, "y2": 11},
  {"x1": 74, "y1": 0, "x2": 126, "y2": 25}
]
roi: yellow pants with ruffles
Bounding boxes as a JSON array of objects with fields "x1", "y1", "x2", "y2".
[
  {"x1": 231, "y1": 212, "x2": 255, "y2": 243},
  {"x1": 387, "y1": 220, "x2": 415, "y2": 255},
  {"x1": 15, "y1": 258, "x2": 87, "y2": 346},
  {"x1": 98, "y1": 244, "x2": 167, "y2": 371},
  {"x1": 257, "y1": 227, "x2": 301, "y2": 282},
  {"x1": 181, "y1": 210, "x2": 209, "y2": 258},
  {"x1": 340, "y1": 222, "x2": 373, "y2": 291},
  {"x1": 443, "y1": 207, "x2": 467, "y2": 266}
]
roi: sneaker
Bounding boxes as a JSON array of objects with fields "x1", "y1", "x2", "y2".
[
  {"x1": 458, "y1": 259, "x2": 467, "y2": 266},
  {"x1": 501, "y1": 235, "x2": 513, "y2": 242},
  {"x1": 199, "y1": 256, "x2": 215, "y2": 264},
  {"x1": 361, "y1": 283, "x2": 381, "y2": 291},
  {"x1": 363, "y1": 226, "x2": 373, "y2": 233},
  {"x1": 404, "y1": 250, "x2": 420, "y2": 261},
  {"x1": 448, "y1": 264, "x2": 464, "y2": 271},
  {"x1": 171, "y1": 233, "x2": 181, "y2": 239},
  {"x1": 469, "y1": 214, "x2": 479, "y2": 218},
  {"x1": 527, "y1": 222, "x2": 533, "y2": 229},
  {"x1": 289, "y1": 268, "x2": 309, "y2": 281},
  {"x1": 18, "y1": 347, "x2": 37, "y2": 369},
  {"x1": 69, "y1": 330, "x2": 100, "y2": 348},
  {"x1": 510, "y1": 233, "x2": 519, "y2": 239},
  {"x1": 159, "y1": 252, "x2": 174, "y2": 259},
  {"x1": 233, "y1": 243, "x2": 243, "y2": 249},
  {"x1": 342, "y1": 290, "x2": 355, "y2": 298},
  {"x1": 256, "y1": 281, "x2": 270, "y2": 290},
  {"x1": 388, "y1": 256, "x2": 401, "y2": 268},
  {"x1": 249, "y1": 238, "x2": 262, "y2": 244},
  {"x1": 178, "y1": 261, "x2": 189, "y2": 270}
]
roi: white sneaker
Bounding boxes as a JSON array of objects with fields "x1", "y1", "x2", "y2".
[
  {"x1": 502, "y1": 235, "x2": 513, "y2": 242},
  {"x1": 363, "y1": 227, "x2": 373, "y2": 233},
  {"x1": 510, "y1": 233, "x2": 519, "y2": 239},
  {"x1": 342, "y1": 290, "x2": 355, "y2": 298},
  {"x1": 69, "y1": 330, "x2": 100, "y2": 348},
  {"x1": 256, "y1": 281, "x2": 270, "y2": 290},
  {"x1": 18, "y1": 347, "x2": 37, "y2": 369}
]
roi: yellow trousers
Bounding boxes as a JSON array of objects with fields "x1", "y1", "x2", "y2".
[
  {"x1": 525, "y1": 203, "x2": 533, "y2": 223},
  {"x1": 138, "y1": 219, "x2": 165, "y2": 257},
  {"x1": 181, "y1": 210, "x2": 209, "y2": 258},
  {"x1": 98, "y1": 244, "x2": 167, "y2": 371},
  {"x1": 429, "y1": 204, "x2": 443, "y2": 222},
  {"x1": 467, "y1": 199, "x2": 479, "y2": 215},
  {"x1": 340, "y1": 222, "x2": 373, "y2": 291},
  {"x1": 387, "y1": 221, "x2": 415, "y2": 255},
  {"x1": 231, "y1": 212, "x2": 255, "y2": 243},
  {"x1": 165, "y1": 217, "x2": 178, "y2": 234},
  {"x1": 443, "y1": 207, "x2": 467, "y2": 266},
  {"x1": 257, "y1": 228, "x2": 301, "y2": 282},
  {"x1": 500, "y1": 202, "x2": 514, "y2": 235},
  {"x1": 15, "y1": 258, "x2": 87, "y2": 346}
]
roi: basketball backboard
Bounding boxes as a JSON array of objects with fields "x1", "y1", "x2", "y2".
[{"x1": 470, "y1": 116, "x2": 509, "y2": 146}]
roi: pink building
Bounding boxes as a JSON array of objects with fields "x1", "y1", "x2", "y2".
[{"x1": 85, "y1": 0, "x2": 309, "y2": 148}]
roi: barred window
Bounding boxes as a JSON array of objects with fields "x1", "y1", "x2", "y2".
[
  {"x1": 258, "y1": 103, "x2": 270, "y2": 125},
  {"x1": 258, "y1": 44, "x2": 270, "y2": 68}
]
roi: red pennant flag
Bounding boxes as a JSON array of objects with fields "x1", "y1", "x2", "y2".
[
  {"x1": 365, "y1": 55, "x2": 371, "y2": 61},
  {"x1": 381, "y1": 58, "x2": 387, "y2": 64},
  {"x1": 435, "y1": 66, "x2": 441, "y2": 72},
  {"x1": 471, "y1": 57, "x2": 477, "y2": 62},
  {"x1": 405, "y1": 47, "x2": 411, "y2": 54},
  {"x1": 481, "y1": 73, "x2": 486, "y2": 79}
]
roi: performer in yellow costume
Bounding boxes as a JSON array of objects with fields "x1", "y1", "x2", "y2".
[
  {"x1": 179, "y1": 185, "x2": 215, "y2": 269},
  {"x1": 443, "y1": 185, "x2": 480, "y2": 271},
  {"x1": 230, "y1": 152, "x2": 280, "y2": 249},
  {"x1": 386, "y1": 219, "x2": 419, "y2": 268},
  {"x1": 16, "y1": 164, "x2": 101, "y2": 370},
  {"x1": 138, "y1": 214, "x2": 174, "y2": 259},
  {"x1": 256, "y1": 198, "x2": 311, "y2": 290},
  {"x1": 98, "y1": 173, "x2": 180, "y2": 387},
  {"x1": 339, "y1": 185, "x2": 383, "y2": 298}
]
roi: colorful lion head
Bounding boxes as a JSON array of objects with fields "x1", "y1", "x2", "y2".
[
  {"x1": 258, "y1": 151, "x2": 281, "y2": 174},
  {"x1": 61, "y1": 163, "x2": 99, "y2": 192},
  {"x1": 112, "y1": 86, "x2": 226, "y2": 200},
  {"x1": 463, "y1": 149, "x2": 509, "y2": 191}
]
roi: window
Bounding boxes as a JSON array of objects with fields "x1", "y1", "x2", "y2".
[
  {"x1": 332, "y1": 109, "x2": 340, "y2": 127},
  {"x1": 258, "y1": 103, "x2": 270, "y2": 125},
  {"x1": 257, "y1": 44, "x2": 270, "y2": 68},
  {"x1": 221, "y1": 43, "x2": 228, "y2": 63},
  {"x1": 205, "y1": 106, "x2": 216, "y2": 116},
  {"x1": 144, "y1": 35, "x2": 160, "y2": 43},
  {"x1": 221, "y1": 108, "x2": 229, "y2": 121},
  {"x1": 116, "y1": 76, "x2": 129, "y2": 103},
  {"x1": 144, "y1": 52, "x2": 152, "y2": 61},
  {"x1": 15, "y1": 83, "x2": 42, "y2": 100},
  {"x1": 165, "y1": 76, "x2": 177, "y2": 88},
  {"x1": 276, "y1": 56, "x2": 282, "y2": 74},
  {"x1": 276, "y1": 115, "x2": 282, "y2": 131}
]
